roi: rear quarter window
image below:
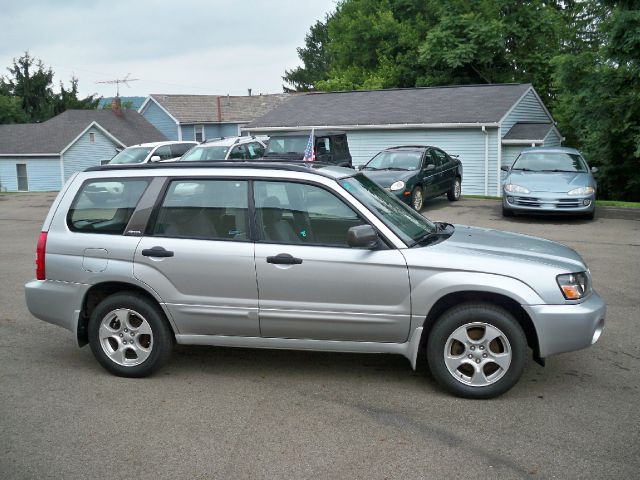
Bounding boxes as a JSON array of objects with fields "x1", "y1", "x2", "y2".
[{"x1": 67, "y1": 178, "x2": 149, "y2": 234}]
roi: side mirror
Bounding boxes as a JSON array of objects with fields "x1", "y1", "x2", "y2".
[
  {"x1": 149, "y1": 155, "x2": 161, "y2": 162},
  {"x1": 500, "y1": 165, "x2": 510, "y2": 172},
  {"x1": 591, "y1": 166, "x2": 598, "y2": 174},
  {"x1": 347, "y1": 225, "x2": 379, "y2": 249},
  {"x1": 357, "y1": 165, "x2": 365, "y2": 171},
  {"x1": 425, "y1": 164, "x2": 435, "y2": 171}
]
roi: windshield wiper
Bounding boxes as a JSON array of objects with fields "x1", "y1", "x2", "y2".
[
  {"x1": 410, "y1": 222, "x2": 454, "y2": 247},
  {"x1": 361, "y1": 166, "x2": 379, "y2": 170},
  {"x1": 540, "y1": 169, "x2": 576, "y2": 172},
  {"x1": 511, "y1": 167, "x2": 532, "y2": 171},
  {"x1": 379, "y1": 167, "x2": 412, "y2": 171}
]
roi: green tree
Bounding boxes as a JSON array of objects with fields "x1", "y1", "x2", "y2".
[
  {"x1": 2, "y1": 52, "x2": 54, "y2": 122},
  {"x1": 0, "y1": 95, "x2": 29, "y2": 124},
  {"x1": 283, "y1": 16, "x2": 332, "y2": 91},
  {"x1": 54, "y1": 77, "x2": 100, "y2": 115},
  {"x1": 1, "y1": 52, "x2": 100, "y2": 124},
  {"x1": 552, "y1": 0, "x2": 640, "y2": 201}
]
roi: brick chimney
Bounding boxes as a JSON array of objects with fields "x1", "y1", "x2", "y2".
[{"x1": 112, "y1": 96, "x2": 122, "y2": 116}]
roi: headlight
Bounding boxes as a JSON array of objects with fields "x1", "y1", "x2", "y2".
[
  {"x1": 389, "y1": 181, "x2": 405, "y2": 191},
  {"x1": 557, "y1": 272, "x2": 591, "y2": 300},
  {"x1": 504, "y1": 184, "x2": 530, "y2": 194},
  {"x1": 567, "y1": 186, "x2": 595, "y2": 196}
]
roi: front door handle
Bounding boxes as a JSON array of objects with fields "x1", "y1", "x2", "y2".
[
  {"x1": 141, "y1": 246, "x2": 174, "y2": 258},
  {"x1": 266, "y1": 253, "x2": 303, "y2": 265}
]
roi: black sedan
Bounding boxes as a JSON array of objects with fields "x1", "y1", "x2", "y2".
[{"x1": 359, "y1": 146, "x2": 463, "y2": 210}]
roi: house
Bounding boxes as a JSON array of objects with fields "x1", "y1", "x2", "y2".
[
  {"x1": 139, "y1": 93, "x2": 290, "y2": 142},
  {"x1": 0, "y1": 99, "x2": 166, "y2": 192},
  {"x1": 244, "y1": 84, "x2": 563, "y2": 196}
]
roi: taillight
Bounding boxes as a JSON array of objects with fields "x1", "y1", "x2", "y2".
[{"x1": 36, "y1": 231, "x2": 47, "y2": 280}]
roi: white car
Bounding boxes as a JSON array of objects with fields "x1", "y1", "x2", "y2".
[
  {"x1": 179, "y1": 136, "x2": 267, "y2": 162},
  {"x1": 107, "y1": 141, "x2": 198, "y2": 165}
]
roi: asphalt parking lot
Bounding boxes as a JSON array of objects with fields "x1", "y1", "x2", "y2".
[{"x1": 1, "y1": 192, "x2": 639, "y2": 479}]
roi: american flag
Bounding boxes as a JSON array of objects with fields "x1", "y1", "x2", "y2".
[{"x1": 302, "y1": 130, "x2": 315, "y2": 162}]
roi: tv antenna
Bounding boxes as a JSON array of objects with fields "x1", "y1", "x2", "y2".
[{"x1": 96, "y1": 73, "x2": 139, "y2": 96}]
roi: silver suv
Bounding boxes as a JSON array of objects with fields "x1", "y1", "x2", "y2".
[{"x1": 25, "y1": 162, "x2": 606, "y2": 398}]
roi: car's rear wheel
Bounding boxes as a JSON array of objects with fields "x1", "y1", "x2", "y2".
[
  {"x1": 411, "y1": 186, "x2": 424, "y2": 211},
  {"x1": 426, "y1": 303, "x2": 527, "y2": 399},
  {"x1": 88, "y1": 292, "x2": 173, "y2": 377},
  {"x1": 447, "y1": 177, "x2": 461, "y2": 201}
]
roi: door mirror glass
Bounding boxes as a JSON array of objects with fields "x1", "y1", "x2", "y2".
[
  {"x1": 425, "y1": 164, "x2": 435, "y2": 171},
  {"x1": 591, "y1": 166, "x2": 598, "y2": 174},
  {"x1": 347, "y1": 225, "x2": 379, "y2": 249},
  {"x1": 500, "y1": 165, "x2": 510, "y2": 172},
  {"x1": 149, "y1": 155, "x2": 161, "y2": 162}
]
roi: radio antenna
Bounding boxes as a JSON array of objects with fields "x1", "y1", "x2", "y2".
[{"x1": 96, "y1": 73, "x2": 139, "y2": 96}]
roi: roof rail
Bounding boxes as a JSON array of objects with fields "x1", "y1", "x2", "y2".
[{"x1": 84, "y1": 160, "x2": 348, "y2": 178}]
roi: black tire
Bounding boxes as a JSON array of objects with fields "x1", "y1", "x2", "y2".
[
  {"x1": 447, "y1": 176, "x2": 462, "y2": 201},
  {"x1": 584, "y1": 209, "x2": 595, "y2": 220},
  {"x1": 502, "y1": 206, "x2": 515, "y2": 217},
  {"x1": 411, "y1": 186, "x2": 424, "y2": 211},
  {"x1": 426, "y1": 303, "x2": 527, "y2": 399},
  {"x1": 88, "y1": 292, "x2": 173, "y2": 377}
]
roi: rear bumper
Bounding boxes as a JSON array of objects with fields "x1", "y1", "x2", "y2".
[
  {"x1": 25, "y1": 279, "x2": 89, "y2": 334},
  {"x1": 524, "y1": 291, "x2": 606, "y2": 358}
]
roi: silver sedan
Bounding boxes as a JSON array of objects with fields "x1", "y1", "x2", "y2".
[{"x1": 501, "y1": 147, "x2": 598, "y2": 219}]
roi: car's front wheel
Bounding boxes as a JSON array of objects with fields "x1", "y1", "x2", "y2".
[
  {"x1": 426, "y1": 303, "x2": 527, "y2": 399},
  {"x1": 88, "y1": 292, "x2": 173, "y2": 377},
  {"x1": 411, "y1": 186, "x2": 424, "y2": 211},
  {"x1": 447, "y1": 176, "x2": 461, "y2": 201}
]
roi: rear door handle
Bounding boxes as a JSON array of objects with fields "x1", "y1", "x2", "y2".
[
  {"x1": 141, "y1": 246, "x2": 174, "y2": 258},
  {"x1": 266, "y1": 253, "x2": 303, "y2": 265}
]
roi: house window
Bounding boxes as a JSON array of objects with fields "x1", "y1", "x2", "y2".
[
  {"x1": 194, "y1": 125, "x2": 204, "y2": 142},
  {"x1": 89, "y1": 132, "x2": 95, "y2": 143},
  {"x1": 16, "y1": 164, "x2": 28, "y2": 191}
]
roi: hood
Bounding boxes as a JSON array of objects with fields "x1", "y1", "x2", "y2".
[
  {"x1": 505, "y1": 171, "x2": 592, "y2": 193},
  {"x1": 361, "y1": 170, "x2": 415, "y2": 188},
  {"x1": 440, "y1": 225, "x2": 586, "y2": 271}
]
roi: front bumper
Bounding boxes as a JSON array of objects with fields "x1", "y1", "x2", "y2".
[
  {"x1": 523, "y1": 290, "x2": 606, "y2": 358},
  {"x1": 503, "y1": 191, "x2": 595, "y2": 215}
]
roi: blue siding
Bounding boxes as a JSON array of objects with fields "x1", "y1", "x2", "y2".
[
  {"x1": 63, "y1": 127, "x2": 120, "y2": 181},
  {"x1": 181, "y1": 123, "x2": 241, "y2": 141},
  {"x1": 501, "y1": 90, "x2": 552, "y2": 136},
  {"x1": 543, "y1": 129, "x2": 562, "y2": 147},
  {"x1": 142, "y1": 101, "x2": 178, "y2": 140},
  {"x1": 345, "y1": 128, "x2": 501, "y2": 196},
  {"x1": 0, "y1": 157, "x2": 61, "y2": 192}
]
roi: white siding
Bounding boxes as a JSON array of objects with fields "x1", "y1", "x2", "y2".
[
  {"x1": 63, "y1": 127, "x2": 120, "y2": 181},
  {"x1": 0, "y1": 157, "x2": 61, "y2": 192},
  {"x1": 543, "y1": 128, "x2": 562, "y2": 147},
  {"x1": 502, "y1": 90, "x2": 552, "y2": 136},
  {"x1": 347, "y1": 128, "x2": 500, "y2": 196},
  {"x1": 501, "y1": 146, "x2": 525, "y2": 168}
]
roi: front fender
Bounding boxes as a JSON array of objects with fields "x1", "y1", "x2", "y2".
[{"x1": 408, "y1": 270, "x2": 543, "y2": 331}]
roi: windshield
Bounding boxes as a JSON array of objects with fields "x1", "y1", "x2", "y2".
[
  {"x1": 265, "y1": 136, "x2": 308, "y2": 155},
  {"x1": 512, "y1": 153, "x2": 588, "y2": 172},
  {"x1": 339, "y1": 174, "x2": 436, "y2": 245},
  {"x1": 181, "y1": 145, "x2": 230, "y2": 161},
  {"x1": 109, "y1": 147, "x2": 153, "y2": 164},
  {"x1": 364, "y1": 151, "x2": 422, "y2": 171}
]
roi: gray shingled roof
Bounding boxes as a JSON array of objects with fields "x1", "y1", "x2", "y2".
[
  {"x1": 246, "y1": 84, "x2": 532, "y2": 129},
  {"x1": 149, "y1": 93, "x2": 291, "y2": 123},
  {"x1": 503, "y1": 122, "x2": 553, "y2": 141},
  {"x1": 0, "y1": 109, "x2": 166, "y2": 155}
]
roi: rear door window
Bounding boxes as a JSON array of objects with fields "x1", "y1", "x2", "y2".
[
  {"x1": 170, "y1": 143, "x2": 194, "y2": 157},
  {"x1": 67, "y1": 179, "x2": 150, "y2": 234},
  {"x1": 151, "y1": 179, "x2": 249, "y2": 241}
]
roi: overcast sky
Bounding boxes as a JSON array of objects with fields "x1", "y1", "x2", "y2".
[{"x1": 0, "y1": 0, "x2": 337, "y2": 98}]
